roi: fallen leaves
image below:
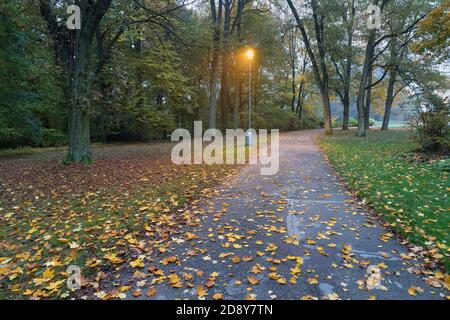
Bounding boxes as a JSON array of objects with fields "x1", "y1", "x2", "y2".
[
  {"x1": 146, "y1": 287, "x2": 157, "y2": 297},
  {"x1": 247, "y1": 275, "x2": 260, "y2": 285},
  {"x1": 0, "y1": 142, "x2": 241, "y2": 299},
  {"x1": 105, "y1": 253, "x2": 124, "y2": 265},
  {"x1": 160, "y1": 256, "x2": 179, "y2": 266},
  {"x1": 196, "y1": 285, "x2": 208, "y2": 299},
  {"x1": 130, "y1": 257, "x2": 145, "y2": 269},
  {"x1": 167, "y1": 274, "x2": 183, "y2": 288}
]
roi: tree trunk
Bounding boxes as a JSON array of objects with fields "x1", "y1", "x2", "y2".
[
  {"x1": 382, "y1": 67, "x2": 397, "y2": 130},
  {"x1": 382, "y1": 38, "x2": 398, "y2": 131},
  {"x1": 232, "y1": 1, "x2": 243, "y2": 129},
  {"x1": 342, "y1": 0, "x2": 355, "y2": 130},
  {"x1": 356, "y1": 32, "x2": 376, "y2": 137},
  {"x1": 220, "y1": 51, "x2": 230, "y2": 131},
  {"x1": 67, "y1": 98, "x2": 92, "y2": 163},
  {"x1": 342, "y1": 91, "x2": 350, "y2": 130},
  {"x1": 321, "y1": 86, "x2": 332, "y2": 135},
  {"x1": 296, "y1": 81, "x2": 304, "y2": 118},
  {"x1": 364, "y1": 67, "x2": 372, "y2": 130},
  {"x1": 66, "y1": 39, "x2": 93, "y2": 163},
  {"x1": 40, "y1": 0, "x2": 113, "y2": 163},
  {"x1": 290, "y1": 29, "x2": 296, "y2": 112},
  {"x1": 219, "y1": 0, "x2": 232, "y2": 132},
  {"x1": 208, "y1": 0, "x2": 223, "y2": 129},
  {"x1": 233, "y1": 64, "x2": 241, "y2": 129},
  {"x1": 208, "y1": 50, "x2": 220, "y2": 129},
  {"x1": 356, "y1": 0, "x2": 379, "y2": 137}
]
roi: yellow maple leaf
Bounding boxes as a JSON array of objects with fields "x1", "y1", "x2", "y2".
[
  {"x1": 196, "y1": 285, "x2": 208, "y2": 298},
  {"x1": 130, "y1": 258, "x2": 145, "y2": 268},
  {"x1": 247, "y1": 275, "x2": 260, "y2": 285},
  {"x1": 213, "y1": 293, "x2": 223, "y2": 300}
]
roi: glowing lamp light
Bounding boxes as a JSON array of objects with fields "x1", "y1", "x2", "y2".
[{"x1": 246, "y1": 49, "x2": 255, "y2": 60}]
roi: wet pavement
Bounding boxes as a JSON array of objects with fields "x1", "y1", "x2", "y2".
[{"x1": 107, "y1": 130, "x2": 447, "y2": 300}]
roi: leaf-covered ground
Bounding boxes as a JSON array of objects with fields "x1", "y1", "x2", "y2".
[
  {"x1": 0, "y1": 142, "x2": 240, "y2": 299},
  {"x1": 1, "y1": 131, "x2": 448, "y2": 300},
  {"x1": 320, "y1": 129, "x2": 449, "y2": 271}
]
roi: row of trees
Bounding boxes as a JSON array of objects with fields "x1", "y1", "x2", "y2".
[
  {"x1": 0, "y1": 1, "x2": 448, "y2": 162},
  {"x1": 285, "y1": 0, "x2": 448, "y2": 136}
]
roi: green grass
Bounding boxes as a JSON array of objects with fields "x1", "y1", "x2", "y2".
[{"x1": 320, "y1": 129, "x2": 449, "y2": 271}]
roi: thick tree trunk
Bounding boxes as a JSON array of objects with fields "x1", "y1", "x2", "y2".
[
  {"x1": 66, "y1": 40, "x2": 93, "y2": 163},
  {"x1": 67, "y1": 99, "x2": 92, "y2": 163},
  {"x1": 40, "y1": 0, "x2": 113, "y2": 163},
  {"x1": 382, "y1": 67, "x2": 397, "y2": 130}
]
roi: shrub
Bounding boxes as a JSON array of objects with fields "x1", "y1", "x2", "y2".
[
  {"x1": 349, "y1": 117, "x2": 358, "y2": 127},
  {"x1": 408, "y1": 93, "x2": 449, "y2": 153},
  {"x1": 0, "y1": 127, "x2": 25, "y2": 148},
  {"x1": 331, "y1": 117, "x2": 343, "y2": 128},
  {"x1": 41, "y1": 129, "x2": 67, "y2": 148},
  {"x1": 300, "y1": 113, "x2": 322, "y2": 129}
]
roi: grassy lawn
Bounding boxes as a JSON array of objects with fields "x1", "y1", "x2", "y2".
[
  {"x1": 0, "y1": 142, "x2": 240, "y2": 299},
  {"x1": 320, "y1": 129, "x2": 449, "y2": 272}
]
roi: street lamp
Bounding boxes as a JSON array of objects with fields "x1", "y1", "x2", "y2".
[{"x1": 245, "y1": 48, "x2": 254, "y2": 146}]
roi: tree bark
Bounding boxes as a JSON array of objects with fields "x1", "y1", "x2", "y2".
[
  {"x1": 40, "y1": 0, "x2": 112, "y2": 163},
  {"x1": 356, "y1": 32, "x2": 376, "y2": 137},
  {"x1": 364, "y1": 67, "x2": 373, "y2": 130},
  {"x1": 208, "y1": 0, "x2": 223, "y2": 129},
  {"x1": 290, "y1": 29, "x2": 297, "y2": 112},
  {"x1": 356, "y1": 0, "x2": 379, "y2": 137},
  {"x1": 232, "y1": 0, "x2": 244, "y2": 129},
  {"x1": 342, "y1": 0, "x2": 355, "y2": 130},
  {"x1": 381, "y1": 66, "x2": 396, "y2": 130},
  {"x1": 296, "y1": 81, "x2": 304, "y2": 118},
  {"x1": 382, "y1": 37, "x2": 398, "y2": 130},
  {"x1": 219, "y1": 0, "x2": 232, "y2": 132}
]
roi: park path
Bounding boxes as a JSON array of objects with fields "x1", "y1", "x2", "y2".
[{"x1": 125, "y1": 129, "x2": 445, "y2": 300}]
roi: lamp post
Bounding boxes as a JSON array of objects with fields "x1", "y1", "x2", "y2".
[{"x1": 246, "y1": 48, "x2": 254, "y2": 146}]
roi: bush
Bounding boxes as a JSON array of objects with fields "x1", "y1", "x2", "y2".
[
  {"x1": 41, "y1": 129, "x2": 67, "y2": 148},
  {"x1": 331, "y1": 117, "x2": 343, "y2": 128},
  {"x1": 349, "y1": 117, "x2": 358, "y2": 127},
  {"x1": 408, "y1": 94, "x2": 449, "y2": 153},
  {"x1": 332, "y1": 118, "x2": 374, "y2": 128},
  {"x1": 300, "y1": 113, "x2": 322, "y2": 129},
  {"x1": 251, "y1": 105, "x2": 301, "y2": 131},
  {"x1": 0, "y1": 127, "x2": 25, "y2": 148}
]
